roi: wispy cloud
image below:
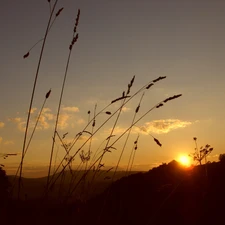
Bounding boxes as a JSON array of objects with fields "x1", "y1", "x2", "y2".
[
  {"x1": 106, "y1": 126, "x2": 127, "y2": 135},
  {"x1": 9, "y1": 106, "x2": 82, "y2": 131},
  {"x1": 38, "y1": 115, "x2": 50, "y2": 130},
  {"x1": 122, "y1": 106, "x2": 131, "y2": 112},
  {"x1": 4, "y1": 140, "x2": 14, "y2": 145},
  {"x1": 62, "y1": 106, "x2": 79, "y2": 113},
  {"x1": 58, "y1": 113, "x2": 70, "y2": 130},
  {"x1": 0, "y1": 122, "x2": 5, "y2": 128},
  {"x1": 77, "y1": 118, "x2": 85, "y2": 125},
  {"x1": 138, "y1": 119, "x2": 192, "y2": 134},
  {"x1": 29, "y1": 107, "x2": 37, "y2": 114},
  {"x1": 8, "y1": 117, "x2": 26, "y2": 131}
]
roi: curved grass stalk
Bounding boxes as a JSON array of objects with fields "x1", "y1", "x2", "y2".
[
  {"x1": 25, "y1": 8, "x2": 64, "y2": 56},
  {"x1": 66, "y1": 161, "x2": 83, "y2": 199},
  {"x1": 11, "y1": 90, "x2": 51, "y2": 193},
  {"x1": 46, "y1": 77, "x2": 168, "y2": 193},
  {"x1": 111, "y1": 92, "x2": 145, "y2": 182},
  {"x1": 46, "y1": 8, "x2": 81, "y2": 193},
  {"x1": 126, "y1": 145, "x2": 135, "y2": 175},
  {"x1": 91, "y1": 99, "x2": 126, "y2": 185},
  {"x1": 18, "y1": 1, "x2": 60, "y2": 199},
  {"x1": 98, "y1": 93, "x2": 144, "y2": 222},
  {"x1": 64, "y1": 93, "x2": 182, "y2": 202},
  {"x1": 126, "y1": 134, "x2": 139, "y2": 175},
  {"x1": 128, "y1": 139, "x2": 138, "y2": 174}
]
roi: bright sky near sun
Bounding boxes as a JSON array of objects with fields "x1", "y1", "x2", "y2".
[{"x1": 0, "y1": 0, "x2": 225, "y2": 177}]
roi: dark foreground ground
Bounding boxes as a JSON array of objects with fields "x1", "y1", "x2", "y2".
[{"x1": 1, "y1": 161, "x2": 225, "y2": 225}]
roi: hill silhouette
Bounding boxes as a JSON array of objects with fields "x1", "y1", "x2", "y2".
[
  {"x1": 2, "y1": 160, "x2": 225, "y2": 225},
  {"x1": 76, "y1": 160, "x2": 225, "y2": 225},
  {"x1": 8, "y1": 170, "x2": 137, "y2": 200}
]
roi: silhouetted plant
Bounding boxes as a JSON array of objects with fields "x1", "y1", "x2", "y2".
[
  {"x1": 190, "y1": 137, "x2": 213, "y2": 165},
  {"x1": 16, "y1": 1, "x2": 183, "y2": 210},
  {"x1": 18, "y1": 0, "x2": 61, "y2": 199},
  {"x1": 46, "y1": 8, "x2": 81, "y2": 194}
]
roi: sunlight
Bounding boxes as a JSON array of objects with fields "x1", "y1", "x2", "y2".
[{"x1": 178, "y1": 155, "x2": 191, "y2": 167}]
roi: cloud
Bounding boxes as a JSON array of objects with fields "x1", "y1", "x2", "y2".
[
  {"x1": 138, "y1": 119, "x2": 192, "y2": 134},
  {"x1": 9, "y1": 117, "x2": 22, "y2": 123},
  {"x1": 38, "y1": 115, "x2": 50, "y2": 130},
  {"x1": 4, "y1": 140, "x2": 14, "y2": 145},
  {"x1": 58, "y1": 114, "x2": 70, "y2": 130},
  {"x1": 36, "y1": 108, "x2": 70, "y2": 130},
  {"x1": 0, "y1": 122, "x2": 5, "y2": 128},
  {"x1": 77, "y1": 118, "x2": 85, "y2": 125},
  {"x1": 9, "y1": 106, "x2": 80, "y2": 131},
  {"x1": 43, "y1": 112, "x2": 54, "y2": 121},
  {"x1": 0, "y1": 137, "x2": 2, "y2": 144},
  {"x1": 43, "y1": 108, "x2": 51, "y2": 113},
  {"x1": 76, "y1": 135, "x2": 98, "y2": 142},
  {"x1": 62, "y1": 107, "x2": 79, "y2": 113},
  {"x1": 35, "y1": 108, "x2": 54, "y2": 130},
  {"x1": 8, "y1": 117, "x2": 26, "y2": 131},
  {"x1": 9, "y1": 108, "x2": 54, "y2": 131},
  {"x1": 106, "y1": 126, "x2": 127, "y2": 135},
  {"x1": 29, "y1": 107, "x2": 37, "y2": 114},
  {"x1": 122, "y1": 107, "x2": 131, "y2": 112}
]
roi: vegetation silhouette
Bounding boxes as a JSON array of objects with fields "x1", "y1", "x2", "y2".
[
  {"x1": 77, "y1": 159, "x2": 225, "y2": 225},
  {"x1": 2, "y1": 158, "x2": 225, "y2": 225},
  {"x1": 0, "y1": 167, "x2": 10, "y2": 202},
  {"x1": 219, "y1": 153, "x2": 225, "y2": 164},
  {"x1": 0, "y1": 168, "x2": 10, "y2": 224},
  {"x1": 3, "y1": 2, "x2": 224, "y2": 225},
  {"x1": 190, "y1": 137, "x2": 214, "y2": 166}
]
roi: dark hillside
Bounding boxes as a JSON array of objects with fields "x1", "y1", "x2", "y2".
[
  {"x1": 78, "y1": 160, "x2": 225, "y2": 225},
  {"x1": 2, "y1": 161, "x2": 225, "y2": 225}
]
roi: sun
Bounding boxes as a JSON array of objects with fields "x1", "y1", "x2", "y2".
[{"x1": 178, "y1": 155, "x2": 191, "y2": 167}]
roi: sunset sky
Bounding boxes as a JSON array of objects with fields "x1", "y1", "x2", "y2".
[{"x1": 1, "y1": 0, "x2": 225, "y2": 177}]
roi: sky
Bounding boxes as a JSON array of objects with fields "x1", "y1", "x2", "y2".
[{"x1": 0, "y1": 0, "x2": 225, "y2": 177}]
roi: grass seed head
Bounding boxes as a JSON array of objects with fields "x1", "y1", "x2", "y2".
[
  {"x1": 154, "y1": 138, "x2": 162, "y2": 147},
  {"x1": 146, "y1": 83, "x2": 154, "y2": 89},
  {"x1": 163, "y1": 94, "x2": 182, "y2": 103},
  {"x1": 135, "y1": 105, "x2": 140, "y2": 113},
  {"x1": 111, "y1": 95, "x2": 130, "y2": 104},
  {"x1": 156, "y1": 103, "x2": 164, "y2": 108},
  {"x1": 45, "y1": 89, "x2": 51, "y2": 99},
  {"x1": 23, "y1": 52, "x2": 30, "y2": 59},
  {"x1": 153, "y1": 76, "x2": 166, "y2": 83},
  {"x1": 56, "y1": 7, "x2": 64, "y2": 17}
]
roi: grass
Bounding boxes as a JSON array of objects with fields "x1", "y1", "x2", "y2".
[
  {"x1": 18, "y1": 0, "x2": 61, "y2": 199},
  {"x1": 7, "y1": 1, "x2": 183, "y2": 224}
]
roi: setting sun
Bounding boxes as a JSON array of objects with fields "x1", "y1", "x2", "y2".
[{"x1": 178, "y1": 155, "x2": 191, "y2": 167}]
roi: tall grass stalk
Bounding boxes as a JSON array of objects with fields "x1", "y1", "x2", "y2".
[
  {"x1": 18, "y1": 0, "x2": 60, "y2": 199},
  {"x1": 64, "y1": 93, "x2": 182, "y2": 202},
  {"x1": 11, "y1": 89, "x2": 51, "y2": 193},
  {"x1": 128, "y1": 135, "x2": 139, "y2": 174},
  {"x1": 45, "y1": 77, "x2": 169, "y2": 194},
  {"x1": 52, "y1": 85, "x2": 131, "y2": 194},
  {"x1": 98, "y1": 91, "x2": 144, "y2": 222},
  {"x1": 91, "y1": 98, "x2": 127, "y2": 185},
  {"x1": 46, "y1": 8, "x2": 80, "y2": 193},
  {"x1": 97, "y1": 93, "x2": 181, "y2": 221},
  {"x1": 126, "y1": 135, "x2": 139, "y2": 175},
  {"x1": 112, "y1": 92, "x2": 145, "y2": 182}
]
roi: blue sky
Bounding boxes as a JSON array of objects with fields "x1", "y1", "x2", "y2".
[{"x1": 0, "y1": 0, "x2": 225, "y2": 177}]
